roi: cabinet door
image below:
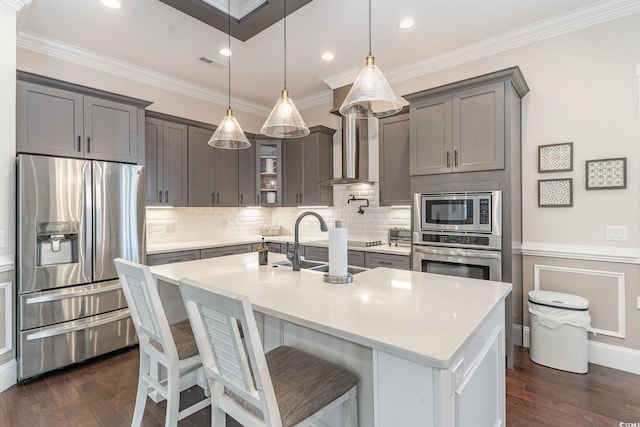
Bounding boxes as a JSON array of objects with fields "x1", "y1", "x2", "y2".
[
  {"x1": 213, "y1": 143, "x2": 239, "y2": 206},
  {"x1": 163, "y1": 121, "x2": 188, "y2": 207},
  {"x1": 410, "y1": 94, "x2": 453, "y2": 176},
  {"x1": 84, "y1": 96, "x2": 138, "y2": 163},
  {"x1": 188, "y1": 126, "x2": 215, "y2": 206},
  {"x1": 301, "y1": 131, "x2": 333, "y2": 206},
  {"x1": 17, "y1": 81, "x2": 84, "y2": 158},
  {"x1": 200, "y1": 244, "x2": 252, "y2": 259},
  {"x1": 145, "y1": 118, "x2": 164, "y2": 206},
  {"x1": 238, "y1": 139, "x2": 257, "y2": 206},
  {"x1": 146, "y1": 250, "x2": 200, "y2": 266},
  {"x1": 379, "y1": 113, "x2": 410, "y2": 205},
  {"x1": 282, "y1": 139, "x2": 302, "y2": 206},
  {"x1": 453, "y1": 82, "x2": 505, "y2": 172},
  {"x1": 256, "y1": 140, "x2": 281, "y2": 206},
  {"x1": 365, "y1": 253, "x2": 410, "y2": 270}
]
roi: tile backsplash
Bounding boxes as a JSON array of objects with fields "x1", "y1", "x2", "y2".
[{"x1": 146, "y1": 183, "x2": 411, "y2": 246}]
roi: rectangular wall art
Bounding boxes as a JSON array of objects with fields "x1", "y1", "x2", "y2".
[
  {"x1": 586, "y1": 157, "x2": 626, "y2": 190},
  {"x1": 538, "y1": 178, "x2": 573, "y2": 207},
  {"x1": 538, "y1": 142, "x2": 573, "y2": 172}
]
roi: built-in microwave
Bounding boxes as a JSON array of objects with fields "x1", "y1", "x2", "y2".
[{"x1": 414, "y1": 191, "x2": 502, "y2": 234}]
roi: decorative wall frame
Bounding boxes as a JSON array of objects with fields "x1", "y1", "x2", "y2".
[
  {"x1": 538, "y1": 142, "x2": 573, "y2": 172},
  {"x1": 586, "y1": 157, "x2": 627, "y2": 190},
  {"x1": 538, "y1": 178, "x2": 573, "y2": 207}
]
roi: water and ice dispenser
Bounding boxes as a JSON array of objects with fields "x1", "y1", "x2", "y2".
[{"x1": 36, "y1": 222, "x2": 79, "y2": 266}]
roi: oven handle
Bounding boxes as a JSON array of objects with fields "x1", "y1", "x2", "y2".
[{"x1": 413, "y1": 246, "x2": 501, "y2": 259}]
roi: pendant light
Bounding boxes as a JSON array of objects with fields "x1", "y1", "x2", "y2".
[
  {"x1": 339, "y1": 0, "x2": 402, "y2": 118},
  {"x1": 209, "y1": 0, "x2": 251, "y2": 149},
  {"x1": 260, "y1": 0, "x2": 309, "y2": 138}
]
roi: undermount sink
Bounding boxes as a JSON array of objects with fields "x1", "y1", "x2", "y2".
[{"x1": 272, "y1": 259, "x2": 367, "y2": 275}]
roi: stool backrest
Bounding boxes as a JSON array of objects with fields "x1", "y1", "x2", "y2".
[
  {"x1": 114, "y1": 258, "x2": 177, "y2": 361},
  {"x1": 179, "y1": 278, "x2": 281, "y2": 426}
]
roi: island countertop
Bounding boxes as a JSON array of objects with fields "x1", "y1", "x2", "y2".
[{"x1": 150, "y1": 252, "x2": 511, "y2": 369}]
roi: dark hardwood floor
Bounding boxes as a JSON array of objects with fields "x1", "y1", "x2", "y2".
[{"x1": 1, "y1": 346, "x2": 639, "y2": 426}]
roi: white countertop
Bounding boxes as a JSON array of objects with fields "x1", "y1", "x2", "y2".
[
  {"x1": 150, "y1": 252, "x2": 511, "y2": 368},
  {"x1": 147, "y1": 235, "x2": 411, "y2": 256}
]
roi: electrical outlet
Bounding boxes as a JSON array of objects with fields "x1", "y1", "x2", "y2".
[
  {"x1": 451, "y1": 358, "x2": 464, "y2": 392},
  {"x1": 637, "y1": 297, "x2": 640, "y2": 310},
  {"x1": 0, "y1": 231, "x2": 5, "y2": 248},
  {"x1": 606, "y1": 226, "x2": 627, "y2": 241}
]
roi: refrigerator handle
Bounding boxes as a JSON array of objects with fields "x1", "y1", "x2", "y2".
[{"x1": 84, "y1": 162, "x2": 93, "y2": 281}]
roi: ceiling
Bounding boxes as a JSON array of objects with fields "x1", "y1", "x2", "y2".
[{"x1": 15, "y1": 0, "x2": 639, "y2": 116}]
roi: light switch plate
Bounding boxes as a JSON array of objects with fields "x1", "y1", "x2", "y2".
[{"x1": 637, "y1": 297, "x2": 640, "y2": 310}]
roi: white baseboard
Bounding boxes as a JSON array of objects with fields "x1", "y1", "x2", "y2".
[
  {"x1": 522, "y1": 328, "x2": 640, "y2": 374},
  {"x1": 0, "y1": 359, "x2": 17, "y2": 393}
]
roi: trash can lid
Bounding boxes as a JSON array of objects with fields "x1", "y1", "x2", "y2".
[{"x1": 528, "y1": 290, "x2": 589, "y2": 310}]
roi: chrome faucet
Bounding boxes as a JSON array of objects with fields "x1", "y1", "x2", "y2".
[{"x1": 286, "y1": 211, "x2": 328, "y2": 271}]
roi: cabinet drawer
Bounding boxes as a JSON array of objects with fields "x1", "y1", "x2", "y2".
[
  {"x1": 266, "y1": 242, "x2": 283, "y2": 253},
  {"x1": 365, "y1": 253, "x2": 410, "y2": 270},
  {"x1": 200, "y1": 244, "x2": 252, "y2": 259},
  {"x1": 348, "y1": 250, "x2": 365, "y2": 267},
  {"x1": 304, "y1": 246, "x2": 329, "y2": 262},
  {"x1": 146, "y1": 250, "x2": 200, "y2": 266}
]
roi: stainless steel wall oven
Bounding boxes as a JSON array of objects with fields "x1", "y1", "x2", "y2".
[{"x1": 413, "y1": 191, "x2": 502, "y2": 281}]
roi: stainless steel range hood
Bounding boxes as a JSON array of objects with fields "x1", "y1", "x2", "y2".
[{"x1": 322, "y1": 85, "x2": 374, "y2": 186}]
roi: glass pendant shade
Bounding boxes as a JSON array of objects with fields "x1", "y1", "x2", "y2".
[
  {"x1": 208, "y1": 109, "x2": 251, "y2": 149},
  {"x1": 261, "y1": 89, "x2": 310, "y2": 138},
  {"x1": 339, "y1": 55, "x2": 403, "y2": 119}
]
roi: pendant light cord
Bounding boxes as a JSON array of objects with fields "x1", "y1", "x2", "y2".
[
  {"x1": 368, "y1": 0, "x2": 372, "y2": 56},
  {"x1": 283, "y1": 0, "x2": 287, "y2": 90},
  {"x1": 227, "y1": 0, "x2": 231, "y2": 109}
]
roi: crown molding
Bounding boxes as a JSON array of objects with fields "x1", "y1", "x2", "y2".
[
  {"x1": 324, "y1": 0, "x2": 640, "y2": 89},
  {"x1": 3, "y1": 0, "x2": 30, "y2": 12},
  {"x1": 16, "y1": 31, "x2": 270, "y2": 116},
  {"x1": 295, "y1": 89, "x2": 332, "y2": 111}
]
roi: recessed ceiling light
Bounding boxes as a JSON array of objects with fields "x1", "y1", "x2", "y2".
[
  {"x1": 398, "y1": 18, "x2": 415, "y2": 29},
  {"x1": 321, "y1": 51, "x2": 335, "y2": 61},
  {"x1": 100, "y1": 0, "x2": 121, "y2": 9},
  {"x1": 219, "y1": 48, "x2": 232, "y2": 57}
]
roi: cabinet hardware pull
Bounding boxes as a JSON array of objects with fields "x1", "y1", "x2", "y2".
[
  {"x1": 165, "y1": 191, "x2": 168, "y2": 203},
  {"x1": 446, "y1": 151, "x2": 451, "y2": 168},
  {"x1": 158, "y1": 191, "x2": 162, "y2": 203},
  {"x1": 216, "y1": 193, "x2": 220, "y2": 204},
  {"x1": 87, "y1": 136, "x2": 91, "y2": 153},
  {"x1": 211, "y1": 192, "x2": 215, "y2": 204},
  {"x1": 378, "y1": 261, "x2": 392, "y2": 266},
  {"x1": 240, "y1": 194, "x2": 243, "y2": 204},
  {"x1": 77, "y1": 136, "x2": 82, "y2": 152},
  {"x1": 454, "y1": 150, "x2": 458, "y2": 167},
  {"x1": 300, "y1": 193, "x2": 303, "y2": 203}
]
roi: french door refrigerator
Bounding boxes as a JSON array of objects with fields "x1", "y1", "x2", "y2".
[{"x1": 17, "y1": 154, "x2": 144, "y2": 380}]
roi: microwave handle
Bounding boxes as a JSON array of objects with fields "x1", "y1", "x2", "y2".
[{"x1": 414, "y1": 246, "x2": 501, "y2": 260}]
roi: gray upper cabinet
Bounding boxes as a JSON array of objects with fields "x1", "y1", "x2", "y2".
[
  {"x1": 17, "y1": 75, "x2": 146, "y2": 163},
  {"x1": 145, "y1": 117, "x2": 188, "y2": 207},
  {"x1": 408, "y1": 80, "x2": 507, "y2": 176},
  {"x1": 379, "y1": 112, "x2": 410, "y2": 205},
  {"x1": 282, "y1": 126, "x2": 335, "y2": 207},
  {"x1": 188, "y1": 126, "x2": 238, "y2": 207},
  {"x1": 238, "y1": 138, "x2": 257, "y2": 207}
]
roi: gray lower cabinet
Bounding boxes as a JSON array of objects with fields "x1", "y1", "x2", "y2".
[
  {"x1": 147, "y1": 250, "x2": 201, "y2": 266},
  {"x1": 17, "y1": 79, "x2": 141, "y2": 163},
  {"x1": 365, "y1": 253, "x2": 411, "y2": 270},
  {"x1": 282, "y1": 126, "x2": 334, "y2": 207},
  {"x1": 188, "y1": 126, "x2": 239, "y2": 207},
  {"x1": 408, "y1": 81, "x2": 506, "y2": 176},
  {"x1": 200, "y1": 244, "x2": 252, "y2": 259},
  {"x1": 145, "y1": 118, "x2": 188, "y2": 207},
  {"x1": 379, "y1": 112, "x2": 410, "y2": 205},
  {"x1": 266, "y1": 242, "x2": 284, "y2": 254},
  {"x1": 239, "y1": 138, "x2": 257, "y2": 206},
  {"x1": 301, "y1": 247, "x2": 365, "y2": 267}
]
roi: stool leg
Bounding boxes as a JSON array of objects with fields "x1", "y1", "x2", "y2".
[
  {"x1": 211, "y1": 382, "x2": 225, "y2": 427},
  {"x1": 165, "y1": 368, "x2": 180, "y2": 427},
  {"x1": 132, "y1": 352, "x2": 150, "y2": 426},
  {"x1": 342, "y1": 387, "x2": 358, "y2": 427}
]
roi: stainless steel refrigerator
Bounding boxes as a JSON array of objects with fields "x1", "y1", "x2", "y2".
[{"x1": 16, "y1": 154, "x2": 144, "y2": 380}]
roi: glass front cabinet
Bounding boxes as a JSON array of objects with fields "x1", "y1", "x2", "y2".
[{"x1": 255, "y1": 139, "x2": 282, "y2": 206}]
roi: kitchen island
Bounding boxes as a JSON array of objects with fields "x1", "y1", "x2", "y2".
[{"x1": 150, "y1": 252, "x2": 511, "y2": 427}]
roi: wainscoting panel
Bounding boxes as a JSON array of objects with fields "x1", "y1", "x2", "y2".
[{"x1": 533, "y1": 264, "x2": 625, "y2": 338}]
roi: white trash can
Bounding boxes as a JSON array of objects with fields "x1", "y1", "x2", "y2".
[{"x1": 528, "y1": 290, "x2": 591, "y2": 374}]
